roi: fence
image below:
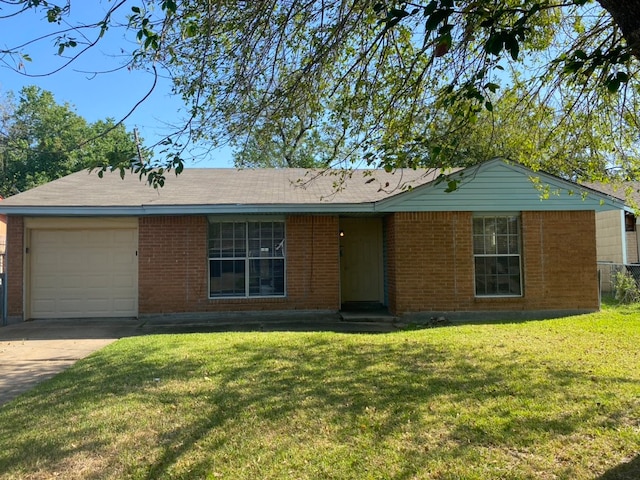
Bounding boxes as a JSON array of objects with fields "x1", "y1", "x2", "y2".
[{"x1": 597, "y1": 262, "x2": 640, "y2": 297}]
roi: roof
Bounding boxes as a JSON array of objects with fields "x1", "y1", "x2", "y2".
[
  {"x1": 0, "y1": 159, "x2": 624, "y2": 216},
  {"x1": 0, "y1": 167, "x2": 442, "y2": 215},
  {"x1": 583, "y1": 181, "x2": 640, "y2": 210}
]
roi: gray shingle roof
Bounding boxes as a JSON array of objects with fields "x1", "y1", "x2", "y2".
[
  {"x1": 0, "y1": 167, "x2": 443, "y2": 208},
  {"x1": 584, "y1": 181, "x2": 640, "y2": 208}
]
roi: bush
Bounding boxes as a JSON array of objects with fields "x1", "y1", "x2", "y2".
[{"x1": 613, "y1": 270, "x2": 640, "y2": 304}]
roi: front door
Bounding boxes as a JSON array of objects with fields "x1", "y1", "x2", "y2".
[{"x1": 340, "y1": 217, "x2": 384, "y2": 304}]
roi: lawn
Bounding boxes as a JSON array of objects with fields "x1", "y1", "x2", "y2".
[{"x1": 0, "y1": 305, "x2": 638, "y2": 480}]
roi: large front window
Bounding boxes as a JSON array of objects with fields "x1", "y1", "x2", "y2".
[
  {"x1": 208, "y1": 219, "x2": 285, "y2": 298},
  {"x1": 473, "y1": 215, "x2": 522, "y2": 296}
]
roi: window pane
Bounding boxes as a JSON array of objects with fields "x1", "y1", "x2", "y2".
[
  {"x1": 209, "y1": 222, "x2": 220, "y2": 240},
  {"x1": 508, "y1": 256, "x2": 520, "y2": 273},
  {"x1": 473, "y1": 215, "x2": 521, "y2": 296},
  {"x1": 274, "y1": 223, "x2": 285, "y2": 257},
  {"x1": 249, "y1": 258, "x2": 285, "y2": 296},
  {"x1": 208, "y1": 222, "x2": 221, "y2": 257},
  {"x1": 221, "y1": 223, "x2": 234, "y2": 239},
  {"x1": 248, "y1": 222, "x2": 260, "y2": 237},
  {"x1": 210, "y1": 259, "x2": 245, "y2": 297},
  {"x1": 209, "y1": 238, "x2": 222, "y2": 257},
  {"x1": 274, "y1": 222, "x2": 284, "y2": 241},
  {"x1": 496, "y1": 217, "x2": 508, "y2": 235},
  {"x1": 235, "y1": 223, "x2": 246, "y2": 256},
  {"x1": 509, "y1": 235, "x2": 519, "y2": 254},
  {"x1": 484, "y1": 217, "x2": 496, "y2": 235},
  {"x1": 484, "y1": 234, "x2": 496, "y2": 255},
  {"x1": 473, "y1": 235, "x2": 485, "y2": 254},
  {"x1": 496, "y1": 235, "x2": 508, "y2": 254},
  {"x1": 208, "y1": 220, "x2": 286, "y2": 297},
  {"x1": 475, "y1": 257, "x2": 490, "y2": 295},
  {"x1": 473, "y1": 217, "x2": 484, "y2": 234},
  {"x1": 274, "y1": 238, "x2": 285, "y2": 257},
  {"x1": 508, "y1": 216, "x2": 519, "y2": 235},
  {"x1": 248, "y1": 222, "x2": 260, "y2": 258}
]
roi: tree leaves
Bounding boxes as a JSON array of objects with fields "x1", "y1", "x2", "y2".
[
  {"x1": 0, "y1": 87, "x2": 140, "y2": 195},
  {"x1": 5, "y1": 0, "x2": 640, "y2": 183}
]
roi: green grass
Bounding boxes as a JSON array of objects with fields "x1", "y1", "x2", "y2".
[{"x1": 1, "y1": 305, "x2": 639, "y2": 479}]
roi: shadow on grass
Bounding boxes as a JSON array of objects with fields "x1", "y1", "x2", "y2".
[
  {"x1": 597, "y1": 455, "x2": 640, "y2": 480},
  {"x1": 0, "y1": 330, "x2": 637, "y2": 479}
]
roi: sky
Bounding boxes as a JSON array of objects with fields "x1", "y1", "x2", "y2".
[{"x1": 0, "y1": 2, "x2": 234, "y2": 168}]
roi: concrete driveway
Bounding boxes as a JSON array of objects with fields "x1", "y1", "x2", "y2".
[
  {"x1": 0, "y1": 319, "x2": 141, "y2": 406},
  {"x1": 0, "y1": 313, "x2": 400, "y2": 406}
]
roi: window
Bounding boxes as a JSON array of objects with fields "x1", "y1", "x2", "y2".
[
  {"x1": 473, "y1": 215, "x2": 522, "y2": 296},
  {"x1": 208, "y1": 219, "x2": 285, "y2": 298}
]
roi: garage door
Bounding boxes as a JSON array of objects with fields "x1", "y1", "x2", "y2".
[{"x1": 30, "y1": 229, "x2": 137, "y2": 318}]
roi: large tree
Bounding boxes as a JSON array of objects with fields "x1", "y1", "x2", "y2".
[
  {"x1": 2, "y1": 1, "x2": 640, "y2": 180},
  {"x1": 0, "y1": 86, "x2": 139, "y2": 196}
]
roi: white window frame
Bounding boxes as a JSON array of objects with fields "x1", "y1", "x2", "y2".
[
  {"x1": 473, "y1": 214, "x2": 523, "y2": 297},
  {"x1": 208, "y1": 217, "x2": 286, "y2": 299}
]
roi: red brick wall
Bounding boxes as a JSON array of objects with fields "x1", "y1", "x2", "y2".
[
  {"x1": 138, "y1": 216, "x2": 208, "y2": 314},
  {"x1": 385, "y1": 212, "x2": 474, "y2": 314},
  {"x1": 5, "y1": 211, "x2": 599, "y2": 319},
  {"x1": 385, "y1": 210, "x2": 599, "y2": 314},
  {"x1": 6, "y1": 216, "x2": 24, "y2": 319},
  {"x1": 138, "y1": 215, "x2": 340, "y2": 314}
]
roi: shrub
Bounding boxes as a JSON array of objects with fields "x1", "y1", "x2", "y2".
[{"x1": 613, "y1": 270, "x2": 640, "y2": 304}]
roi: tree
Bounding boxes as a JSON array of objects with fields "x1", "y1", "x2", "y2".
[
  {"x1": 417, "y1": 84, "x2": 640, "y2": 180},
  {"x1": 2, "y1": 1, "x2": 640, "y2": 181},
  {"x1": 0, "y1": 86, "x2": 139, "y2": 196}
]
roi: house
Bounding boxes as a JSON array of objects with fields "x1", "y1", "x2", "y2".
[
  {"x1": 586, "y1": 181, "x2": 640, "y2": 293},
  {"x1": 0, "y1": 159, "x2": 624, "y2": 323}
]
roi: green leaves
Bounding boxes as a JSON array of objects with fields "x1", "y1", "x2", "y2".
[
  {"x1": 0, "y1": 87, "x2": 140, "y2": 195},
  {"x1": 557, "y1": 45, "x2": 633, "y2": 93},
  {"x1": 484, "y1": 30, "x2": 521, "y2": 60},
  {"x1": 55, "y1": 38, "x2": 77, "y2": 56},
  {"x1": 10, "y1": 0, "x2": 634, "y2": 184},
  {"x1": 605, "y1": 71, "x2": 630, "y2": 93}
]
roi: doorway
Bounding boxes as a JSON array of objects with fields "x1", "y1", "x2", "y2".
[{"x1": 339, "y1": 217, "x2": 384, "y2": 307}]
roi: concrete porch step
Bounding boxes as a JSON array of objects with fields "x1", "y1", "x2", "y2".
[{"x1": 339, "y1": 310, "x2": 397, "y2": 323}]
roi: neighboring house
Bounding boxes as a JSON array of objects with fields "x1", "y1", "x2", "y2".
[
  {"x1": 588, "y1": 182, "x2": 640, "y2": 265},
  {"x1": 0, "y1": 159, "x2": 624, "y2": 322},
  {"x1": 585, "y1": 181, "x2": 640, "y2": 293}
]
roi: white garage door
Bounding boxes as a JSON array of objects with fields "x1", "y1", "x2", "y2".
[{"x1": 30, "y1": 229, "x2": 138, "y2": 318}]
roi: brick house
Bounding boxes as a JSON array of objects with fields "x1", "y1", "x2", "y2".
[{"x1": 0, "y1": 159, "x2": 623, "y2": 322}]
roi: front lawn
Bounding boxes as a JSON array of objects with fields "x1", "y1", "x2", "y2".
[{"x1": 0, "y1": 306, "x2": 638, "y2": 479}]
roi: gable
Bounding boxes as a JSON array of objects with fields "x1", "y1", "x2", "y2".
[{"x1": 376, "y1": 160, "x2": 622, "y2": 213}]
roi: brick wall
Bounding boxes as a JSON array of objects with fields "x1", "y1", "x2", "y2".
[
  {"x1": 385, "y1": 212, "x2": 474, "y2": 314},
  {"x1": 5, "y1": 211, "x2": 599, "y2": 319},
  {"x1": 386, "y1": 210, "x2": 599, "y2": 314},
  {"x1": 138, "y1": 216, "x2": 208, "y2": 314},
  {"x1": 138, "y1": 215, "x2": 340, "y2": 314},
  {"x1": 6, "y1": 216, "x2": 24, "y2": 319}
]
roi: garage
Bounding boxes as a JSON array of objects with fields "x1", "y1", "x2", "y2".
[{"x1": 27, "y1": 219, "x2": 138, "y2": 319}]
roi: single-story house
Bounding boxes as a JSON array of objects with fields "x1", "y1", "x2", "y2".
[
  {"x1": 0, "y1": 159, "x2": 624, "y2": 323},
  {"x1": 588, "y1": 182, "x2": 640, "y2": 265},
  {"x1": 585, "y1": 181, "x2": 640, "y2": 293}
]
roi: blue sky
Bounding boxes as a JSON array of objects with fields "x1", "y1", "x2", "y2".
[{"x1": 0, "y1": 2, "x2": 233, "y2": 168}]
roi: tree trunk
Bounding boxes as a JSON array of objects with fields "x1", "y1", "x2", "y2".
[{"x1": 597, "y1": 0, "x2": 640, "y2": 59}]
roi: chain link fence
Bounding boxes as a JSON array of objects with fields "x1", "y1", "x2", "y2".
[{"x1": 598, "y1": 262, "x2": 640, "y2": 297}]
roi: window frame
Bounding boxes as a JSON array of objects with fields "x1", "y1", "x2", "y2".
[
  {"x1": 208, "y1": 216, "x2": 286, "y2": 299},
  {"x1": 472, "y1": 213, "x2": 523, "y2": 298}
]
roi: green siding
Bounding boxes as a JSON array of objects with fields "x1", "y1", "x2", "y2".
[{"x1": 377, "y1": 160, "x2": 622, "y2": 213}]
